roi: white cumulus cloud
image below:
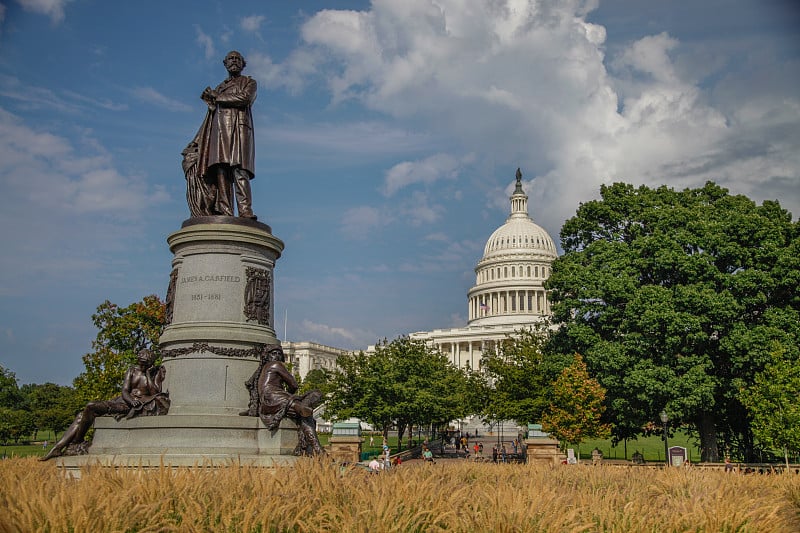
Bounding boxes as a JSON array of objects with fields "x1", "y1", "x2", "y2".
[
  {"x1": 14, "y1": 0, "x2": 69, "y2": 24},
  {"x1": 285, "y1": 0, "x2": 799, "y2": 235},
  {"x1": 241, "y1": 15, "x2": 265, "y2": 33}
]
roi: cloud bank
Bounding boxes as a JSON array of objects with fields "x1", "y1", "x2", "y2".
[{"x1": 287, "y1": 0, "x2": 799, "y2": 234}]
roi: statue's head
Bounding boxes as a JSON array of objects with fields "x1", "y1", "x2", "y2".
[
  {"x1": 260, "y1": 343, "x2": 284, "y2": 363},
  {"x1": 223, "y1": 50, "x2": 246, "y2": 73},
  {"x1": 136, "y1": 348, "x2": 157, "y2": 366},
  {"x1": 268, "y1": 345, "x2": 285, "y2": 362}
]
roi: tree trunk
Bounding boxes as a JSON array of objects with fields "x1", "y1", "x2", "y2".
[
  {"x1": 697, "y1": 413, "x2": 719, "y2": 462},
  {"x1": 740, "y1": 427, "x2": 757, "y2": 462},
  {"x1": 397, "y1": 421, "x2": 406, "y2": 451}
]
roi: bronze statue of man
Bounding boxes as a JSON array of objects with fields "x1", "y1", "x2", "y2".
[
  {"x1": 183, "y1": 50, "x2": 257, "y2": 219},
  {"x1": 255, "y1": 345, "x2": 324, "y2": 456},
  {"x1": 42, "y1": 348, "x2": 170, "y2": 460}
]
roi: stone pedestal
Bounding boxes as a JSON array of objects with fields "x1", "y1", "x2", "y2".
[
  {"x1": 160, "y1": 217, "x2": 283, "y2": 416},
  {"x1": 525, "y1": 438, "x2": 566, "y2": 465},
  {"x1": 328, "y1": 437, "x2": 363, "y2": 463},
  {"x1": 58, "y1": 217, "x2": 301, "y2": 470}
]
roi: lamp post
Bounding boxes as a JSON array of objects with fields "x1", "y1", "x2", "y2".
[{"x1": 660, "y1": 410, "x2": 669, "y2": 467}]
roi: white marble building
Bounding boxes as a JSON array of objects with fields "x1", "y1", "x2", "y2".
[
  {"x1": 281, "y1": 340, "x2": 348, "y2": 381},
  {"x1": 409, "y1": 169, "x2": 558, "y2": 369}
]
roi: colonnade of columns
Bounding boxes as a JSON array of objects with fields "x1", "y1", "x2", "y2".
[
  {"x1": 431, "y1": 339, "x2": 500, "y2": 370},
  {"x1": 469, "y1": 289, "x2": 549, "y2": 320}
]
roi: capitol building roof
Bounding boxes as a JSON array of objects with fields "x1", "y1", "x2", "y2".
[
  {"x1": 468, "y1": 168, "x2": 557, "y2": 327},
  {"x1": 408, "y1": 168, "x2": 559, "y2": 369}
]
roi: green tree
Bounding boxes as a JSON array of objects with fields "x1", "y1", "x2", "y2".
[
  {"x1": 546, "y1": 181, "x2": 800, "y2": 462},
  {"x1": 0, "y1": 365, "x2": 24, "y2": 409},
  {"x1": 20, "y1": 382, "x2": 79, "y2": 438},
  {"x1": 481, "y1": 327, "x2": 572, "y2": 426},
  {"x1": 541, "y1": 354, "x2": 611, "y2": 447},
  {"x1": 72, "y1": 295, "x2": 166, "y2": 403},
  {"x1": 0, "y1": 407, "x2": 35, "y2": 443},
  {"x1": 298, "y1": 368, "x2": 335, "y2": 396},
  {"x1": 739, "y1": 343, "x2": 800, "y2": 468},
  {"x1": 327, "y1": 337, "x2": 473, "y2": 447}
]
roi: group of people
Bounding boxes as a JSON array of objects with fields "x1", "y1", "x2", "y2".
[
  {"x1": 472, "y1": 441, "x2": 485, "y2": 458},
  {"x1": 368, "y1": 439, "x2": 397, "y2": 471}
]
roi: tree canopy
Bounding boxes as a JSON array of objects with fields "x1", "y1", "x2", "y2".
[
  {"x1": 326, "y1": 337, "x2": 479, "y2": 445},
  {"x1": 0, "y1": 365, "x2": 24, "y2": 409},
  {"x1": 541, "y1": 354, "x2": 611, "y2": 446},
  {"x1": 72, "y1": 295, "x2": 166, "y2": 403},
  {"x1": 739, "y1": 343, "x2": 800, "y2": 467},
  {"x1": 546, "y1": 181, "x2": 800, "y2": 461},
  {"x1": 481, "y1": 327, "x2": 572, "y2": 426}
]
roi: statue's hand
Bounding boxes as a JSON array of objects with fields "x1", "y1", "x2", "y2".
[{"x1": 201, "y1": 88, "x2": 217, "y2": 107}]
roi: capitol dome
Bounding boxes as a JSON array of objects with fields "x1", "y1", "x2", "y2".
[{"x1": 467, "y1": 169, "x2": 558, "y2": 326}]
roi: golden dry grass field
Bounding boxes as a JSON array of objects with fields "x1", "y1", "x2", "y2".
[{"x1": 1, "y1": 457, "x2": 799, "y2": 532}]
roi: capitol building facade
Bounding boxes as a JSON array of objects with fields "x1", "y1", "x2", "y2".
[
  {"x1": 287, "y1": 169, "x2": 558, "y2": 378},
  {"x1": 409, "y1": 169, "x2": 558, "y2": 369}
]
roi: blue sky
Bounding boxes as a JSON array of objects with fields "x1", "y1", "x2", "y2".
[{"x1": 1, "y1": 0, "x2": 798, "y2": 386}]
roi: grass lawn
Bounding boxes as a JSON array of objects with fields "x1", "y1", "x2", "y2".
[
  {"x1": 578, "y1": 429, "x2": 700, "y2": 462},
  {"x1": 2, "y1": 443, "x2": 47, "y2": 459}
]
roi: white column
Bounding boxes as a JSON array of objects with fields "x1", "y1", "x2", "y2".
[{"x1": 469, "y1": 341, "x2": 474, "y2": 370}]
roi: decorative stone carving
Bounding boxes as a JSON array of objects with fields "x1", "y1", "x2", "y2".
[
  {"x1": 165, "y1": 268, "x2": 178, "y2": 325},
  {"x1": 160, "y1": 341, "x2": 262, "y2": 359},
  {"x1": 244, "y1": 266, "x2": 271, "y2": 325}
]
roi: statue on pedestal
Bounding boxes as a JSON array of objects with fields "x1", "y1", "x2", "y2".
[
  {"x1": 182, "y1": 50, "x2": 257, "y2": 219},
  {"x1": 240, "y1": 344, "x2": 324, "y2": 456},
  {"x1": 42, "y1": 349, "x2": 170, "y2": 460}
]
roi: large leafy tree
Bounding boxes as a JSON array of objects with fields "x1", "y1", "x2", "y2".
[
  {"x1": 0, "y1": 407, "x2": 35, "y2": 443},
  {"x1": 546, "y1": 182, "x2": 799, "y2": 462},
  {"x1": 72, "y1": 295, "x2": 166, "y2": 403},
  {"x1": 326, "y1": 337, "x2": 475, "y2": 446},
  {"x1": 739, "y1": 343, "x2": 800, "y2": 468},
  {"x1": 481, "y1": 327, "x2": 572, "y2": 426},
  {"x1": 0, "y1": 366, "x2": 33, "y2": 443},
  {"x1": 541, "y1": 354, "x2": 611, "y2": 447},
  {"x1": 20, "y1": 382, "x2": 80, "y2": 438},
  {"x1": 0, "y1": 365, "x2": 24, "y2": 409}
]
